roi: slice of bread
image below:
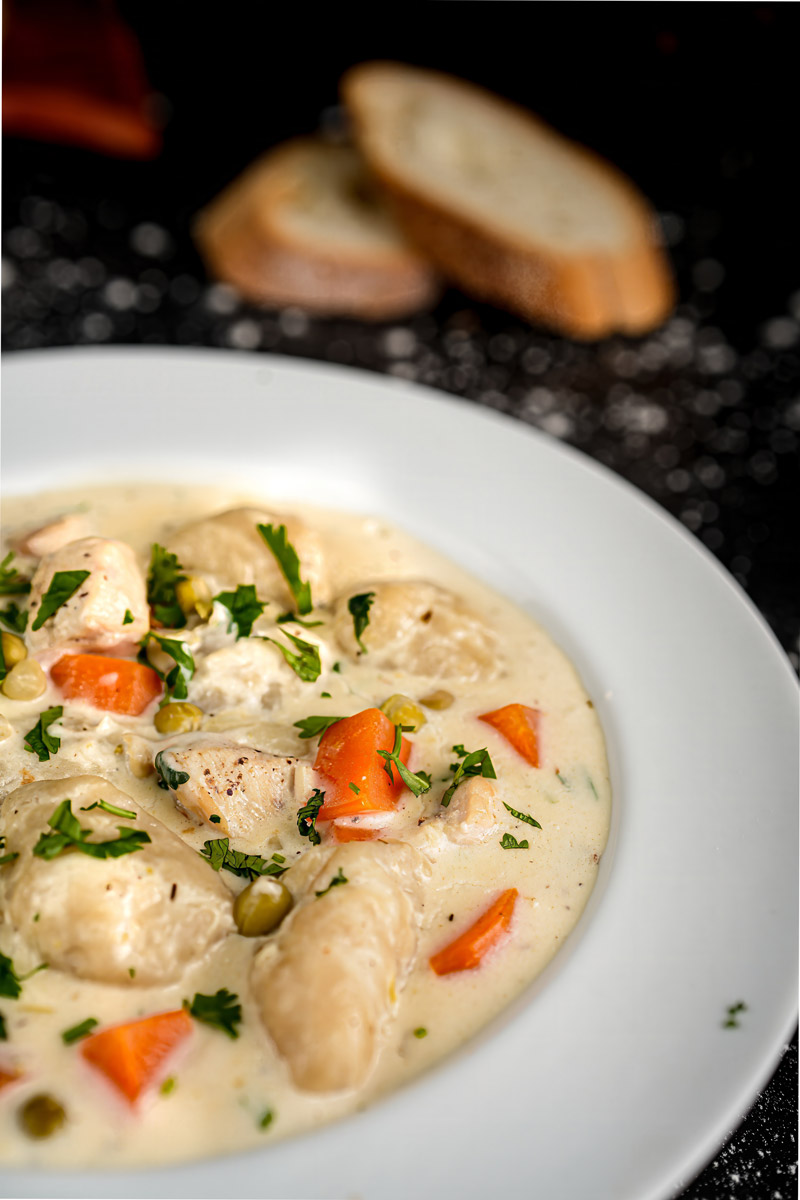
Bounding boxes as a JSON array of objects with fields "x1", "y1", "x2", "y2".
[
  {"x1": 194, "y1": 138, "x2": 439, "y2": 320},
  {"x1": 342, "y1": 63, "x2": 674, "y2": 339}
]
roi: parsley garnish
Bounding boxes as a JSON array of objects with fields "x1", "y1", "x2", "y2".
[
  {"x1": 259, "y1": 1108, "x2": 274, "y2": 1130},
  {"x1": 502, "y1": 801, "x2": 542, "y2": 829},
  {"x1": 347, "y1": 592, "x2": 375, "y2": 653},
  {"x1": 141, "y1": 632, "x2": 195, "y2": 699},
  {"x1": 23, "y1": 706, "x2": 63, "y2": 762},
  {"x1": 61, "y1": 1017, "x2": 98, "y2": 1045},
  {"x1": 723, "y1": 1001, "x2": 748, "y2": 1029},
  {"x1": 297, "y1": 789, "x2": 325, "y2": 845},
  {"x1": 154, "y1": 751, "x2": 190, "y2": 791},
  {"x1": 415, "y1": 770, "x2": 432, "y2": 789},
  {"x1": 146, "y1": 544, "x2": 186, "y2": 628},
  {"x1": 441, "y1": 747, "x2": 496, "y2": 808},
  {"x1": 214, "y1": 585, "x2": 265, "y2": 639},
  {"x1": 0, "y1": 552, "x2": 31, "y2": 595},
  {"x1": 500, "y1": 832, "x2": 529, "y2": 850},
  {"x1": 377, "y1": 724, "x2": 431, "y2": 797},
  {"x1": 315, "y1": 866, "x2": 348, "y2": 897},
  {"x1": 80, "y1": 799, "x2": 136, "y2": 820},
  {"x1": 0, "y1": 837, "x2": 19, "y2": 867},
  {"x1": 0, "y1": 603, "x2": 28, "y2": 633},
  {"x1": 185, "y1": 989, "x2": 242, "y2": 1039},
  {"x1": 30, "y1": 570, "x2": 90, "y2": 632},
  {"x1": 349, "y1": 783, "x2": 360, "y2": 794},
  {"x1": 264, "y1": 630, "x2": 321, "y2": 682},
  {"x1": 257, "y1": 524, "x2": 312, "y2": 615},
  {"x1": 0, "y1": 1012, "x2": 7, "y2": 1040},
  {"x1": 209, "y1": 814, "x2": 221, "y2": 824},
  {"x1": 32, "y1": 799, "x2": 151, "y2": 860},
  {"x1": 276, "y1": 612, "x2": 323, "y2": 629},
  {"x1": 293, "y1": 714, "x2": 344, "y2": 740},
  {"x1": 413, "y1": 1027, "x2": 428, "y2": 1039},
  {"x1": 122, "y1": 608, "x2": 134, "y2": 626},
  {"x1": 0, "y1": 954, "x2": 45, "y2": 1000},
  {"x1": 198, "y1": 838, "x2": 287, "y2": 882},
  {"x1": 160, "y1": 1076, "x2": 176, "y2": 1095}
]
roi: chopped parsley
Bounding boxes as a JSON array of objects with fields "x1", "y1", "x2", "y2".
[
  {"x1": 23, "y1": 706, "x2": 63, "y2": 762},
  {"x1": 214, "y1": 585, "x2": 265, "y2": 639},
  {"x1": 0, "y1": 552, "x2": 31, "y2": 595},
  {"x1": 441, "y1": 747, "x2": 496, "y2": 808},
  {"x1": 413, "y1": 1027, "x2": 428, "y2": 1039},
  {"x1": 122, "y1": 608, "x2": 134, "y2": 626},
  {"x1": 80, "y1": 798, "x2": 136, "y2": 820},
  {"x1": 723, "y1": 1001, "x2": 748, "y2": 1029},
  {"x1": 263, "y1": 630, "x2": 321, "y2": 682},
  {"x1": 0, "y1": 1012, "x2": 6, "y2": 1040},
  {"x1": 32, "y1": 799, "x2": 151, "y2": 861},
  {"x1": 257, "y1": 524, "x2": 312, "y2": 615},
  {"x1": 347, "y1": 591, "x2": 375, "y2": 653},
  {"x1": 259, "y1": 1108, "x2": 274, "y2": 1130},
  {"x1": 377, "y1": 724, "x2": 431, "y2": 797},
  {"x1": 146, "y1": 544, "x2": 186, "y2": 628},
  {"x1": 0, "y1": 603, "x2": 28, "y2": 633},
  {"x1": 30, "y1": 570, "x2": 90, "y2": 631},
  {"x1": 349, "y1": 783, "x2": 360, "y2": 794},
  {"x1": 297, "y1": 789, "x2": 325, "y2": 845},
  {"x1": 141, "y1": 632, "x2": 195, "y2": 699},
  {"x1": 500, "y1": 832, "x2": 530, "y2": 850},
  {"x1": 555, "y1": 770, "x2": 571, "y2": 789},
  {"x1": 0, "y1": 837, "x2": 19, "y2": 867},
  {"x1": 154, "y1": 751, "x2": 190, "y2": 791},
  {"x1": 160, "y1": 1076, "x2": 177, "y2": 1096},
  {"x1": 315, "y1": 866, "x2": 348, "y2": 898},
  {"x1": 502, "y1": 801, "x2": 542, "y2": 829},
  {"x1": 0, "y1": 954, "x2": 45, "y2": 1000},
  {"x1": 198, "y1": 838, "x2": 287, "y2": 882},
  {"x1": 61, "y1": 1017, "x2": 99, "y2": 1045},
  {"x1": 209, "y1": 814, "x2": 221, "y2": 824},
  {"x1": 276, "y1": 612, "x2": 323, "y2": 629},
  {"x1": 185, "y1": 989, "x2": 242, "y2": 1039},
  {"x1": 293, "y1": 714, "x2": 344, "y2": 740}
]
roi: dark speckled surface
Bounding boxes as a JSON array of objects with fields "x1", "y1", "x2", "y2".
[{"x1": 1, "y1": 6, "x2": 797, "y2": 1196}]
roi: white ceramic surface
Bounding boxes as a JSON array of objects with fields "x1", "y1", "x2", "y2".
[{"x1": 1, "y1": 348, "x2": 797, "y2": 1200}]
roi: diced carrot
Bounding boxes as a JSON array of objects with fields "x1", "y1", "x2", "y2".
[
  {"x1": 430, "y1": 888, "x2": 519, "y2": 976},
  {"x1": 51, "y1": 654, "x2": 162, "y2": 716},
  {"x1": 0, "y1": 1066, "x2": 23, "y2": 1092},
  {"x1": 478, "y1": 703, "x2": 541, "y2": 767},
  {"x1": 80, "y1": 1009, "x2": 192, "y2": 1103},
  {"x1": 330, "y1": 821, "x2": 384, "y2": 843},
  {"x1": 315, "y1": 708, "x2": 411, "y2": 820}
]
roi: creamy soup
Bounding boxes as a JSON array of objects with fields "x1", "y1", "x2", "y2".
[{"x1": 0, "y1": 485, "x2": 610, "y2": 1167}]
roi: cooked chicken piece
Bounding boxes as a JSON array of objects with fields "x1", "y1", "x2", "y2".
[
  {"x1": 156, "y1": 740, "x2": 299, "y2": 838},
  {"x1": 167, "y1": 507, "x2": 330, "y2": 609},
  {"x1": 0, "y1": 776, "x2": 233, "y2": 986},
  {"x1": 190, "y1": 639, "x2": 286, "y2": 712},
  {"x1": 27, "y1": 537, "x2": 148, "y2": 653},
  {"x1": 13, "y1": 513, "x2": 93, "y2": 558},
  {"x1": 252, "y1": 841, "x2": 427, "y2": 1092},
  {"x1": 438, "y1": 776, "x2": 504, "y2": 845},
  {"x1": 333, "y1": 581, "x2": 498, "y2": 680}
]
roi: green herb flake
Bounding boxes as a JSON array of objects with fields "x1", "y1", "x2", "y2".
[
  {"x1": 0, "y1": 603, "x2": 28, "y2": 634},
  {"x1": 209, "y1": 814, "x2": 221, "y2": 824},
  {"x1": 320, "y1": 691, "x2": 331, "y2": 699},
  {"x1": 276, "y1": 612, "x2": 323, "y2": 629},
  {"x1": 377, "y1": 724, "x2": 432, "y2": 798},
  {"x1": 141, "y1": 633, "x2": 195, "y2": 700},
  {"x1": 347, "y1": 591, "x2": 375, "y2": 654},
  {"x1": 257, "y1": 524, "x2": 312, "y2": 615},
  {"x1": 0, "y1": 552, "x2": 31, "y2": 596},
  {"x1": 500, "y1": 832, "x2": 530, "y2": 850},
  {"x1": 293, "y1": 714, "x2": 344, "y2": 740},
  {"x1": 23, "y1": 706, "x2": 63, "y2": 763},
  {"x1": 0, "y1": 836, "x2": 18, "y2": 867},
  {"x1": 555, "y1": 770, "x2": 571, "y2": 789},
  {"x1": 160, "y1": 1076, "x2": 176, "y2": 1096},
  {"x1": 441, "y1": 747, "x2": 496, "y2": 808},
  {"x1": 154, "y1": 750, "x2": 191, "y2": 792},
  {"x1": 259, "y1": 1108, "x2": 274, "y2": 1131},
  {"x1": 146, "y1": 544, "x2": 186, "y2": 629},
  {"x1": 198, "y1": 838, "x2": 287, "y2": 882},
  {"x1": 80, "y1": 799, "x2": 136, "y2": 820},
  {"x1": 502, "y1": 801, "x2": 542, "y2": 829},
  {"x1": 32, "y1": 799, "x2": 151, "y2": 861},
  {"x1": 332, "y1": 662, "x2": 342, "y2": 673},
  {"x1": 722, "y1": 1001, "x2": 748, "y2": 1029},
  {"x1": 264, "y1": 630, "x2": 321, "y2": 682},
  {"x1": 348, "y1": 782, "x2": 360, "y2": 795},
  {"x1": 0, "y1": 1011, "x2": 7, "y2": 1040},
  {"x1": 30, "y1": 570, "x2": 90, "y2": 632},
  {"x1": 61, "y1": 1017, "x2": 99, "y2": 1046},
  {"x1": 214, "y1": 585, "x2": 266, "y2": 639},
  {"x1": 128, "y1": 968, "x2": 136, "y2": 978},
  {"x1": 413, "y1": 1027, "x2": 428, "y2": 1039},
  {"x1": 185, "y1": 989, "x2": 242, "y2": 1039},
  {"x1": 315, "y1": 866, "x2": 348, "y2": 898},
  {"x1": 0, "y1": 952, "x2": 23, "y2": 1000},
  {"x1": 122, "y1": 608, "x2": 134, "y2": 626},
  {"x1": 297, "y1": 789, "x2": 325, "y2": 846}
]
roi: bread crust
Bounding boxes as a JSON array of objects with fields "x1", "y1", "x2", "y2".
[
  {"x1": 194, "y1": 138, "x2": 439, "y2": 320},
  {"x1": 342, "y1": 63, "x2": 674, "y2": 339}
]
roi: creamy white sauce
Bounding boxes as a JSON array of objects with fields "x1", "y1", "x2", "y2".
[{"x1": 0, "y1": 485, "x2": 611, "y2": 1167}]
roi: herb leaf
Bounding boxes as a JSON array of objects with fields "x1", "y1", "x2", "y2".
[
  {"x1": 0, "y1": 952, "x2": 23, "y2": 999},
  {"x1": 315, "y1": 866, "x2": 348, "y2": 898},
  {"x1": 0, "y1": 1012, "x2": 7, "y2": 1040},
  {"x1": 32, "y1": 799, "x2": 151, "y2": 860},
  {"x1": 293, "y1": 715, "x2": 344, "y2": 740},
  {"x1": 347, "y1": 592, "x2": 375, "y2": 654},
  {"x1": 154, "y1": 751, "x2": 190, "y2": 791},
  {"x1": 61, "y1": 1017, "x2": 99, "y2": 1045},
  {"x1": 122, "y1": 608, "x2": 134, "y2": 626},
  {"x1": 441, "y1": 747, "x2": 496, "y2": 808},
  {"x1": 264, "y1": 631, "x2": 321, "y2": 682},
  {"x1": 377, "y1": 724, "x2": 431, "y2": 797},
  {"x1": 80, "y1": 799, "x2": 137, "y2": 820},
  {"x1": 257, "y1": 524, "x2": 312, "y2": 615},
  {"x1": 502, "y1": 801, "x2": 542, "y2": 830},
  {"x1": 185, "y1": 989, "x2": 242, "y2": 1039},
  {"x1": 297, "y1": 789, "x2": 325, "y2": 845},
  {"x1": 0, "y1": 603, "x2": 28, "y2": 634},
  {"x1": 30, "y1": 570, "x2": 90, "y2": 632},
  {"x1": 276, "y1": 612, "x2": 323, "y2": 629},
  {"x1": 214, "y1": 585, "x2": 265, "y2": 639},
  {"x1": 0, "y1": 836, "x2": 19, "y2": 867},
  {"x1": 198, "y1": 838, "x2": 287, "y2": 882},
  {"x1": 142, "y1": 633, "x2": 195, "y2": 700},
  {"x1": 500, "y1": 832, "x2": 530, "y2": 850},
  {"x1": 147, "y1": 544, "x2": 186, "y2": 629},
  {"x1": 23, "y1": 706, "x2": 63, "y2": 762},
  {"x1": 0, "y1": 552, "x2": 31, "y2": 596}
]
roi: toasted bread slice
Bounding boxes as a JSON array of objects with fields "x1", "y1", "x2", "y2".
[
  {"x1": 342, "y1": 63, "x2": 674, "y2": 339},
  {"x1": 194, "y1": 137, "x2": 439, "y2": 320}
]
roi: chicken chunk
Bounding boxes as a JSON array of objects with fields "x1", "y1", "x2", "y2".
[
  {"x1": 333, "y1": 581, "x2": 498, "y2": 680},
  {"x1": 12, "y1": 513, "x2": 93, "y2": 558},
  {"x1": 437, "y1": 776, "x2": 504, "y2": 845},
  {"x1": 252, "y1": 841, "x2": 427, "y2": 1092},
  {"x1": 167, "y1": 507, "x2": 330, "y2": 609},
  {"x1": 26, "y1": 537, "x2": 149, "y2": 653},
  {"x1": 190, "y1": 639, "x2": 286, "y2": 712},
  {"x1": 156, "y1": 740, "x2": 299, "y2": 838},
  {"x1": 0, "y1": 776, "x2": 234, "y2": 986}
]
